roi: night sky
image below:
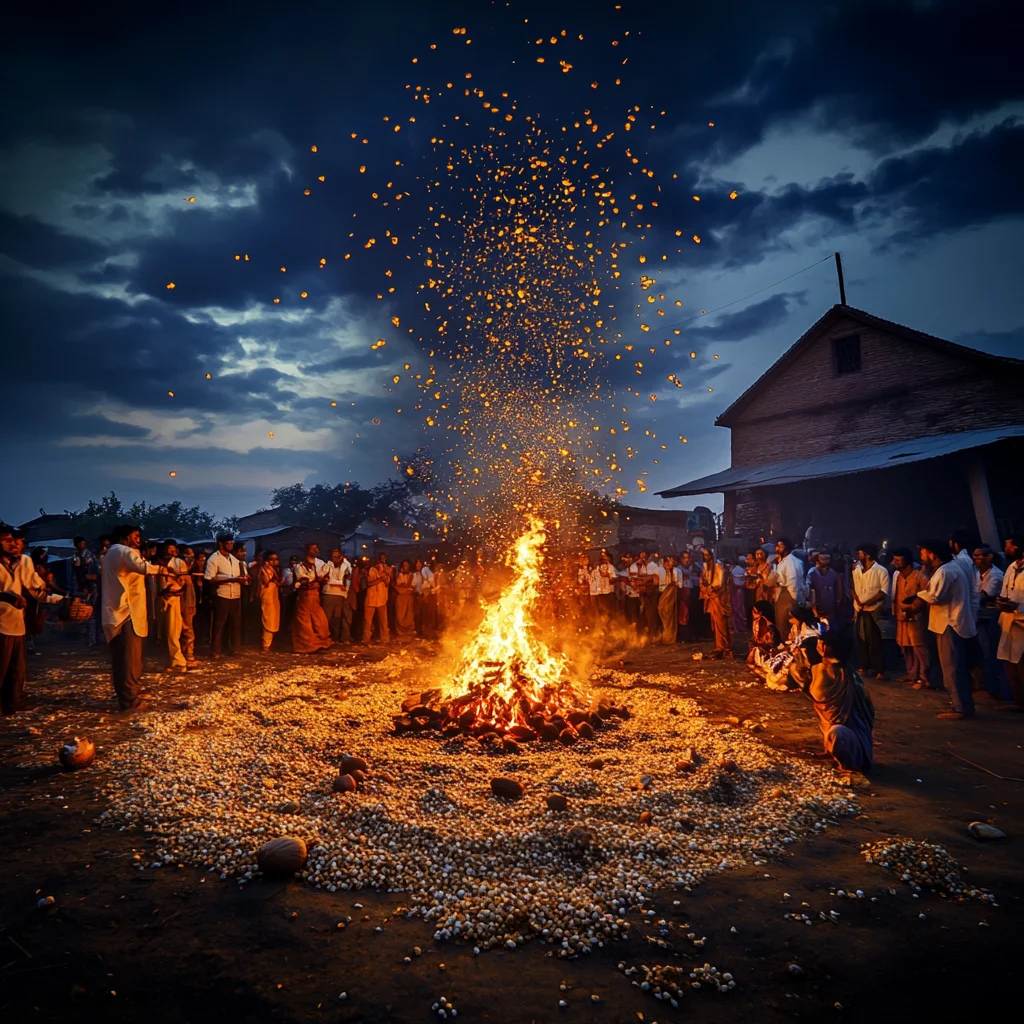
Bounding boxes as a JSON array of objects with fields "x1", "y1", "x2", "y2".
[{"x1": 3, "y1": 0, "x2": 1021, "y2": 527}]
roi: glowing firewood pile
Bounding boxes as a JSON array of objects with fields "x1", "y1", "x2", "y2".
[{"x1": 393, "y1": 519, "x2": 628, "y2": 742}]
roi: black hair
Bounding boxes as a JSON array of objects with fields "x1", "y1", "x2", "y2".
[
  {"x1": 857, "y1": 542, "x2": 879, "y2": 559},
  {"x1": 777, "y1": 536, "x2": 793, "y2": 552},
  {"x1": 112, "y1": 523, "x2": 140, "y2": 543},
  {"x1": 1005, "y1": 534, "x2": 1024, "y2": 555},
  {"x1": 950, "y1": 528, "x2": 978, "y2": 552},
  {"x1": 0, "y1": 522, "x2": 12, "y2": 538},
  {"x1": 891, "y1": 546, "x2": 914, "y2": 562},
  {"x1": 753, "y1": 600, "x2": 775, "y2": 619},
  {"x1": 919, "y1": 539, "x2": 950, "y2": 563},
  {"x1": 790, "y1": 605, "x2": 819, "y2": 627},
  {"x1": 216, "y1": 533, "x2": 233, "y2": 544},
  {"x1": 73, "y1": 536, "x2": 86, "y2": 545},
  {"x1": 819, "y1": 630, "x2": 852, "y2": 663}
]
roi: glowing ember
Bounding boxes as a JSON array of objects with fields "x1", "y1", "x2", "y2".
[{"x1": 435, "y1": 518, "x2": 589, "y2": 735}]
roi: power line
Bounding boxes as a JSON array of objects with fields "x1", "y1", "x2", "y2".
[{"x1": 658, "y1": 253, "x2": 835, "y2": 333}]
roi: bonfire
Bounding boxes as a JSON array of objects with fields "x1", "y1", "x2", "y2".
[{"x1": 395, "y1": 518, "x2": 626, "y2": 740}]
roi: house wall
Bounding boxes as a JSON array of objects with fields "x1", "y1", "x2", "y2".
[
  {"x1": 249, "y1": 527, "x2": 341, "y2": 564},
  {"x1": 236, "y1": 508, "x2": 289, "y2": 533},
  {"x1": 727, "y1": 314, "x2": 1024, "y2": 467}
]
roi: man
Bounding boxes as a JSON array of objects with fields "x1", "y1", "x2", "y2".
[
  {"x1": 575, "y1": 553, "x2": 592, "y2": 624},
  {"x1": 143, "y1": 539, "x2": 160, "y2": 644},
  {"x1": 644, "y1": 552, "x2": 664, "y2": 639},
  {"x1": 71, "y1": 536, "x2": 97, "y2": 594},
  {"x1": 101, "y1": 523, "x2": 168, "y2": 711},
  {"x1": 773, "y1": 537, "x2": 807, "y2": 638},
  {"x1": 362, "y1": 554, "x2": 390, "y2": 643},
  {"x1": 620, "y1": 553, "x2": 640, "y2": 627},
  {"x1": 156, "y1": 540, "x2": 188, "y2": 674},
  {"x1": 204, "y1": 534, "x2": 244, "y2": 658},
  {"x1": 972, "y1": 544, "x2": 1006, "y2": 696},
  {"x1": 321, "y1": 549, "x2": 353, "y2": 642},
  {"x1": 995, "y1": 534, "x2": 1024, "y2": 711},
  {"x1": 589, "y1": 550, "x2": 616, "y2": 625},
  {"x1": 806, "y1": 552, "x2": 842, "y2": 625},
  {"x1": 908, "y1": 540, "x2": 976, "y2": 719},
  {"x1": 177, "y1": 546, "x2": 198, "y2": 667},
  {"x1": 700, "y1": 547, "x2": 733, "y2": 659},
  {"x1": 676, "y1": 551, "x2": 697, "y2": 642},
  {"x1": 658, "y1": 555, "x2": 678, "y2": 643},
  {"x1": 416, "y1": 556, "x2": 436, "y2": 638},
  {"x1": 1, "y1": 523, "x2": 59, "y2": 715},
  {"x1": 890, "y1": 547, "x2": 930, "y2": 688},
  {"x1": 852, "y1": 543, "x2": 889, "y2": 678}
]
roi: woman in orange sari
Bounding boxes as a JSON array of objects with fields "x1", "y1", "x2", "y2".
[
  {"x1": 393, "y1": 559, "x2": 416, "y2": 640},
  {"x1": 291, "y1": 546, "x2": 332, "y2": 654}
]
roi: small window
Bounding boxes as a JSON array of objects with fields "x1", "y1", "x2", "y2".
[{"x1": 832, "y1": 333, "x2": 861, "y2": 375}]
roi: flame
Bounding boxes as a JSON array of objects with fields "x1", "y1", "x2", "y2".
[{"x1": 439, "y1": 517, "x2": 585, "y2": 732}]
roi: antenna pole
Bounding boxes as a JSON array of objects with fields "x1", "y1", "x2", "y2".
[{"x1": 834, "y1": 251, "x2": 847, "y2": 305}]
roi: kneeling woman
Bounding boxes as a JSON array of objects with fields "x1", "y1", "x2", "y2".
[{"x1": 793, "y1": 631, "x2": 874, "y2": 774}]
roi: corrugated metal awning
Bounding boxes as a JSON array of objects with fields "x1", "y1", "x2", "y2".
[{"x1": 657, "y1": 425, "x2": 1024, "y2": 498}]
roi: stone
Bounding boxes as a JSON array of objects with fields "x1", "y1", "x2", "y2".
[
  {"x1": 639, "y1": 811, "x2": 652, "y2": 825},
  {"x1": 58, "y1": 737, "x2": 95, "y2": 771},
  {"x1": 502, "y1": 738, "x2": 521, "y2": 755},
  {"x1": 576, "y1": 722, "x2": 595, "y2": 740},
  {"x1": 588, "y1": 711, "x2": 604, "y2": 729},
  {"x1": 352, "y1": 769, "x2": 367, "y2": 783},
  {"x1": 592, "y1": 700, "x2": 614, "y2": 720},
  {"x1": 566, "y1": 825, "x2": 594, "y2": 850},
  {"x1": 393, "y1": 716, "x2": 414, "y2": 733},
  {"x1": 276, "y1": 799, "x2": 300, "y2": 814},
  {"x1": 725, "y1": 716, "x2": 741, "y2": 726},
  {"x1": 587, "y1": 758, "x2": 605, "y2": 770},
  {"x1": 341, "y1": 755, "x2": 368, "y2": 774},
  {"x1": 718, "y1": 758, "x2": 737, "y2": 773},
  {"x1": 491, "y1": 777, "x2": 524, "y2": 800},
  {"x1": 968, "y1": 822, "x2": 1007, "y2": 841},
  {"x1": 508, "y1": 725, "x2": 537, "y2": 742},
  {"x1": 546, "y1": 794, "x2": 569, "y2": 812},
  {"x1": 257, "y1": 836, "x2": 308, "y2": 875},
  {"x1": 540, "y1": 722, "x2": 561, "y2": 742},
  {"x1": 567, "y1": 711, "x2": 589, "y2": 727},
  {"x1": 557, "y1": 728, "x2": 579, "y2": 746},
  {"x1": 333, "y1": 773, "x2": 357, "y2": 793}
]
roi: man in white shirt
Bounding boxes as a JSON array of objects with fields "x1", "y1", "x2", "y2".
[
  {"x1": 589, "y1": 550, "x2": 615, "y2": 624},
  {"x1": 414, "y1": 558, "x2": 436, "y2": 637},
  {"x1": 204, "y1": 533, "x2": 244, "y2": 658},
  {"x1": 1, "y1": 522, "x2": 60, "y2": 715},
  {"x1": 909, "y1": 540, "x2": 977, "y2": 719},
  {"x1": 995, "y1": 534, "x2": 1024, "y2": 711},
  {"x1": 101, "y1": 523, "x2": 168, "y2": 711},
  {"x1": 852, "y1": 543, "x2": 890, "y2": 679},
  {"x1": 321, "y1": 549, "x2": 352, "y2": 642},
  {"x1": 971, "y1": 544, "x2": 1006, "y2": 696},
  {"x1": 773, "y1": 537, "x2": 807, "y2": 637},
  {"x1": 157, "y1": 540, "x2": 188, "y2": 673}
]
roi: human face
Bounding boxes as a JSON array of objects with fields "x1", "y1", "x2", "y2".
[
  {"x1": 817, "y1": 554, "x2": 831, "y2": 571},
  {"x1": 774, "y1": 540, "x2": 786, "y2": 557},
  {"x1": 857, "y1": 549, "x2": 869, "y2": 567},
  {"x1": 972, "y1": 548, "x2": 991, "y2": 571},
  {"x1": 165, "y1": 543, "x2": 178, "y2": 561},
  {"x1": 401, "y1": 560, "x2": 411, "y2": 572},
  {"x1": 75, "y1": 539, "x2": 86, "y2": 552},
  {"x1": 308, "y1": 544, "x2": 320, "y2": 560},
  {"x1": 195, "y1": 553, "x2": 206, "y2": 571},
  {"x1": 415, "y1": 559, "x2": 424, "y2": 571},
  {"x1": 331, "y1": 550, "x2": 343, "y2": 566},
  {"x1": 919, "y1": 547, "x2": 937, "y2": 570},
  {"x1": 746, "y1": 554, "x2": 756, "y2": 569},
  {"x1": 268, "y1": 554, "x2": 279, "y2": 568},
  {"x1": 127, "y1": 530, "x2": 142, "y2": 550},
  {"x1": 755, "y1": 549, "x2": 766, "y2": 564},
  {"x1": 682, "y1": 553, "x2": 692, "y2": 567},
  {"x1": 0, "y1": 533, "x2": 16, "y2": 558},
  {"x1": 218, "y1": 538, "x2": 233, "y2": 555},
  {"x1": 891, "y1": 554, "x2": 907, "y2": 571},
  {"x1": 1006, "y1": 539, "x2": 1023, "y2": 564}
]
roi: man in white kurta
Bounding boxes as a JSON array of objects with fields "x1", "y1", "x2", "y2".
[
  {"x1": 1, "y1": 523, "x2": 59, "y2": 715},
  {"x1": 102, "y1": 524, "x2": 165, "y2": 710}
]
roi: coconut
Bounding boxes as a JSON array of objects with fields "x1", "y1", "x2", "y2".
[
  {"x1": 257, "y1": 836, "x2": 308, "y2": 875},
  {"x1": 58, "y1": 737, "x2": 95, "y2": 771}
]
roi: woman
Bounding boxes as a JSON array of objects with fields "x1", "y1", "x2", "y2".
[
  {"x1": 258, "y1": 551, "x2": 282, "y2": 652},
  {"x1": 747, "y1": 600, "x2": 781, "y2": 668},
  {"x1": 792, "y1": 631, "x2": 874, "y2": 774},
  {"x1": 658, "y1": 555, "x2": 678, "y2": 644},
  {"x1": 700, "y1": 548, "x2": 733, "y2": 659},
  {"x1": 757, "y1": 606, "x2": 824, "y2": 691},
  {"x1": 291, "y1": 547, "x2": 332, "y2": 654},
  {"x1": 393, "y1": 559, "x2": 416, "y2": 640}
]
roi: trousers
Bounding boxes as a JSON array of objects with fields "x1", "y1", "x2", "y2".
[
  {"x1": 362, "y1": 603, "x2": 389, "y2": 643},
  {"x1": 0, "y1": 633, "x2": 27, "y2": 715},
  {"x1": 856, "y1": 611, "x2": 885, "y2": 675},
  {"x1": 110, "y1": 620, "x2": 145, "y2": 708},
  {"x1": 211, "y1": 596, "x2": 242, "y2": 655},
  {"x1": 936, "y1": 626, "x2": 974, "y2": 716},
  {"x1": 159, "y1": 596, "x2": 186, "y2": 669},
  {"x1": 321, "y1": 594, "x2": 352, "y2": 642},
  {"x1": 180, "y1": 607, "x2": 195, "y2": 661}
]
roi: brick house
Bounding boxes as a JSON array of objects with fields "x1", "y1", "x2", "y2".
[{"x1": 658, "y1": 304, "x2": 1024, "y2": 550}]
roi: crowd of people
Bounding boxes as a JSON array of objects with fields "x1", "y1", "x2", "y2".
[{"x1": 3, "y1": 518, "x2": 1023, "y2": 776}]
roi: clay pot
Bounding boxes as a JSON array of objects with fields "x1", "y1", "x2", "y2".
[
  {"x1": 491, "y1": 777, "x2": 524, "y2": 799},
  {"x1": 257, "y1": 836, "x2": 308, "y2": 875},
  {"x1": 58, "y1": 738, "x2": 95, "y2": 771}
]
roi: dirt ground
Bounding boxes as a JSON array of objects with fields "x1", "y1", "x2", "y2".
[{"x1": 1, "y1": 629, "x2": 1021, "y2": 1024}]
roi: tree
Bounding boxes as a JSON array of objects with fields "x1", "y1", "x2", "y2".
[{"x1": 64, "y1": 492, "x2": 231, "y2": 545}]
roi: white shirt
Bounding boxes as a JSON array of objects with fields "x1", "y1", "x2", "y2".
[
  {"x1": 775, "y1": 552, "x2": 807, "y2": 603},
  {"x1": 997, "y1": 560, "x2": 1024, "y2": 663},
  {"x1": 294, "y1": 560, "x2": 327, "y2": 588},
  {"x1": 419, "y1": 565, "x2": 435, "y2": 595},
  {"x1": 978, "y1": 564, "x2": 1005, "y2": 600},
  {"x1": 0, "y1": 555, "x2": 51, "y2": 637},
  {"x1": 918, "y1": 560, "x2": 976, "y2": 638},
  {"x1": 646, "y1": 560, "x2": 667, "y2": 591},
  {"x1": 625, "y1": 562, "x2": 641, "y2": 596},
  {"x1": 204, "y1": 551, "x2": 242, "y2": 600},
  {"x1": 102, "y1": 544, "x2": 160, "y2": 641},
  {"x1": 322, "y1": 559, "x2": 351, "y2": 596},
  {"x1": 589, "y1": 563, "x2": 614, "y2": 596},
  {"x1": 852, "y1": 561, "x2": 890, "y2": 612},
  {"x1": 954, "y1": 549, "x2": 981, "y2": 620}
]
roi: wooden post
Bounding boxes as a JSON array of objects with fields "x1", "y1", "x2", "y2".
[
  {"x1": 834, "y1": 252, "x2": 847, "y2": 306},
  {"x1": 967, "y1": 455, "x2": 1000, "y2": 549}
]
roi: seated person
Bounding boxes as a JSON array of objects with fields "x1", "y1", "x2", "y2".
[
  {"x1": 791, "y1": 631, "x2": 874, "y2": 774},
  {"x1": 755, "y1": 605, "x2": 822, "y2": 691},
  {"x1": 747, "y1": 600, "x2": 780, "y2": 668}
]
